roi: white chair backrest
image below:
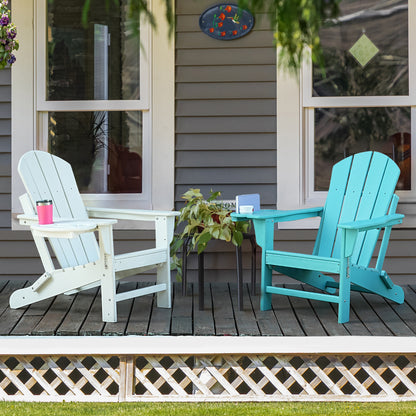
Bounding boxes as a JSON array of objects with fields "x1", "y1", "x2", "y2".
[{"x1": 18, "y1": 151, "x2": 99, "y2": 267}]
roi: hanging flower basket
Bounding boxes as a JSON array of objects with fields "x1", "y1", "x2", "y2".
[{"x1": 0, "y1": 0, "x2": 18, "y2": 69}]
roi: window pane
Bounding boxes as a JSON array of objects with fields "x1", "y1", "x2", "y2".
[
  {"x1": 314, "y1": 107, "x2": 411, "y2": 190},
  {"x1": 48, "y1": 111, "x2": 143, "y2": 193},
  {"x1": 47, "y1": 0, "x2": 140, "y2": 100},
  {"x1": 313, "y1": 0, "x2": 408, "y2": 97}
]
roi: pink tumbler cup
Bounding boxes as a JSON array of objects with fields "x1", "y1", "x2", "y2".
[{"x1": 36, "y1": 200, "x2": 53, "y2": 225}]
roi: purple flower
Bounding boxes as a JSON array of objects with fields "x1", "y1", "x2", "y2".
[
  {"x1": 7, "y1": 53, "x2": 15, "y2": 64},
  {"x1": 6, "y1": 27, "x2": 15, "y2": 39},
  {"x1": 1, "y1": 1, "x2": 8, "y2": 6},
  {"x1": 0, "y1": 13, "x2": 9, "y2": 27}
]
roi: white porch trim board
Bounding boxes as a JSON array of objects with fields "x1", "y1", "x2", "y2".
[{"x1": 1, "y1": 336, "x2": 416, "y2": 355}]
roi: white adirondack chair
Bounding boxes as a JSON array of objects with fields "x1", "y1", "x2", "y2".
[{"x1": 11, "y1": 151, "x2": 179, "y2": 322}]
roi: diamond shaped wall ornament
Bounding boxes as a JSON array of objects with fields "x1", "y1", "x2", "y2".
[{"x1": 349, "y1": 34, "x2": 379, "y2": 68}]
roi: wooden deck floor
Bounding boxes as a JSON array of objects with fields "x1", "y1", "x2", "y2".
[{"x1": 1, "y1": 279, "x2": 416, "y2": 337}]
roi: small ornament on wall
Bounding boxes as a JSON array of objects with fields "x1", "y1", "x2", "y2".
[{"x1": 199, "y1": 3, "x2": 254, "y2": 40}]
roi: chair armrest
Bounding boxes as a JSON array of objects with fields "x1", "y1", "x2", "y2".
[
  {"x1": 17, "y1": 214, "x2": 39, "y2": 226},
  {"x1": 231, "y1": 207, "x2": 324, "y2": 222},
  {"x1": 86, "y1": 207, "x2": 180, "y2": 222},
  {"x1": 30, "y1": 219, "x2": 116, "y2": 239},
  {"x1": 338, "y1": 214, "x2": 404, "y2": 232}
]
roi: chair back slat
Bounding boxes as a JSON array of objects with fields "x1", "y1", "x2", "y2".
[
  {"x1": 355, "y1": 155, "x2": 399, "y2": 266},
  {"x1": 331, "y1": 152, "x2": 373, "y2": 258},
  {"x1": 18, "y1": 151, "x2": 99, "y2": 268},
  {"x1": 313, "y1": 156, "x2": 352, "y2": 257},
  {"x1": 314, "y1": 152, "x2": 399, "y2": 265}
]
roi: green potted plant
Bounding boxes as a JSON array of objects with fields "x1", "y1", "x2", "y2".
[{"x1": 170, "y1": 188, "x2": 250, "y2": 279}]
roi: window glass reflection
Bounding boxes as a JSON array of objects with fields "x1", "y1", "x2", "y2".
[
  {"x1": 47, "y1": 0, "x2": 140, "y2": 101},
  {"x1": 49, "y1": 111, "x2": 143, "y2": 193},
  {"x1": 313, "y1": 0, "x2": 408, "y2": 97},
  {"x1": 314, "y1": 107, "x2": 411, "y2": 190}
]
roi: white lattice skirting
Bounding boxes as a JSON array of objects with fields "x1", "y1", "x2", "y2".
[{"x1": 0, "y1": 336, "x2": 416, "y2": 402}]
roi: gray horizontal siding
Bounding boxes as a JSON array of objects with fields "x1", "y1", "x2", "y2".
[
  {"x1": 0, "y1": 68, "x2": 11, "y2": 232},
  {"x1": 176, "y1": 116, "x2": 276, "y2": 133},
  {"x1": 176, "y1": 150, "x2": 275, "y2": 167},
  {"x1": 176, "y1": 99, "x2": 276, "y2": 116},
  {"x1": 177, "y1": 65, "x2": 276, "y2": 83},
  {"x1": 175, "y1": 0, "x2": 277, "y2": 206},
  {"x1": 176, "y1": 82, "x2": 276, "y2": 99},
  {"x1": 0, "y1": 177, "x2": 10, "y2": 192},
  {"x1": 177, "y1": 48, "x2": 275, "y2": 66},
  {"x1": 176, "y1": 133, "x2": 276, "y2": 150},
  {"x1": 176, "y1": 167, "x2": 276, "y2": 184}
]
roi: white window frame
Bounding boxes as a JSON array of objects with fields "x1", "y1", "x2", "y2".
[
  {"x1": 11, "y1": 0, "x2": 175, "y2": 228},
  {"x1": 276, "y1": 1, "x2": 416, "y2": 228}
]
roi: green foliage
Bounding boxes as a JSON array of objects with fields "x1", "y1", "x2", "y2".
[
  {"x1": 82, "y1": 0, "x2": 340, "y2": 73},
  {"x1": 239, "y1": 0, "x2": 340, "y2": 72},
  {"x1": 170, "y1": 188, "x2": 249, "y2": 280}
]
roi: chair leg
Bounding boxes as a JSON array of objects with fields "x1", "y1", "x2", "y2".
[
  {"x1": 101, "y1": 268, "x2": 117, "y2": 322},
  {"x1": 249, "y1": 235, "x2": 256, "y2": 295},
  {"x1": 260, "y1": 250, "x2": 272, "y2": 311},
  {"x1": 156, "y1": 256, "x2": 172, "y2": 308},
  {"x1": 338, "y1": 256, "x2": 351, "y2": 324},
  {"x1": 198, "y1": 251, "x2": 204, "y2": 310},
  {"x1": 98, "y1": 224, "x2": 117, "y2": 322},
  {"x1": 236, "y1": 245, "x2": 243, "y2": 310}
]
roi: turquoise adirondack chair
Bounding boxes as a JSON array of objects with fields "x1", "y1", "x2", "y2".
[{"x1": 231, "y1": 151, "x2": 405, "y2": 323}]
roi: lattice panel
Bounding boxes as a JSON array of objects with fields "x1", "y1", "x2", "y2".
[
  {"x1": 0, "y1": 353, "x2": 415, "y2": 401},
  {"x1": 0, "y1": 356, "x2": 120, "y2": 398},
  {"x1": 133, "y1": 354, "x2": 416, "y2": 399}
]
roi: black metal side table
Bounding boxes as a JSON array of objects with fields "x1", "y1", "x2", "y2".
[{"x1": 181, "y1": 233, "x2": 257, "y2": 311}]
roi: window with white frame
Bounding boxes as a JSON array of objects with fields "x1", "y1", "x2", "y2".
[
  {"x1": 277, "y1": 0, "x2": 416, "y2": 227},
  {"x1": 12, "y1": 0, "x2": 174, "y2": 225}
]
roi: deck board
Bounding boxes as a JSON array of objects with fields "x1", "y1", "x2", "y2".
[
  {"x1": 32, "y1": 292, "x2": 76, "y2": 336},
  {"x1": 0, "y1": 280, "x2": 415, "y2": 337},
  {"x1": 211, "y1": 282, "x2": 237, "y2": 336},
  {"x1": 171, "y1": 282, "x2": 193, "y2": 335},
  {"x1": 57, "y1": 287, "x2": 99, "y2": 336},
  {"x1": 270, "y1": 286, "x2": 304, "y2": 336},
  {"x1": 285, "y1": 284, "x2": 327, "y2": 336},
  {"x1": 250, "y1": 286, "x2": 283, "y2": 336},
  {"x1": 125, "y1": 282, "x2": 153, "y2": 336},
  {"x1": 193, "y1": 283, "x2": 215, "y2": 336},
  {"x1": 309, "y1": 287, "x2": 350, "y2": 336},
  {"x1": 79, "y1": 288, "x2": 106, "y2": 336},
  {"x1": 230, "y1": 283, "x2": 260, "y2": 336},
  {"x1": 103, "y1": 282, "x2": 137, "y2": 336}
]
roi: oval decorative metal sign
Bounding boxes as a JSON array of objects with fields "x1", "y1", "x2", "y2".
[{"x1": 199, "y1": 4, "x2": 254, "y2": 40}]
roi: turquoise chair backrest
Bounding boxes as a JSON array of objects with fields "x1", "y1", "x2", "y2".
[{"x1": 313, "y1": 151, "x2": 400, "y2": 266}]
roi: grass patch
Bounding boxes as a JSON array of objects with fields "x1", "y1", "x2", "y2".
[{"x1": 1, "y1": 402, "x2": 416, "y2": 416}]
